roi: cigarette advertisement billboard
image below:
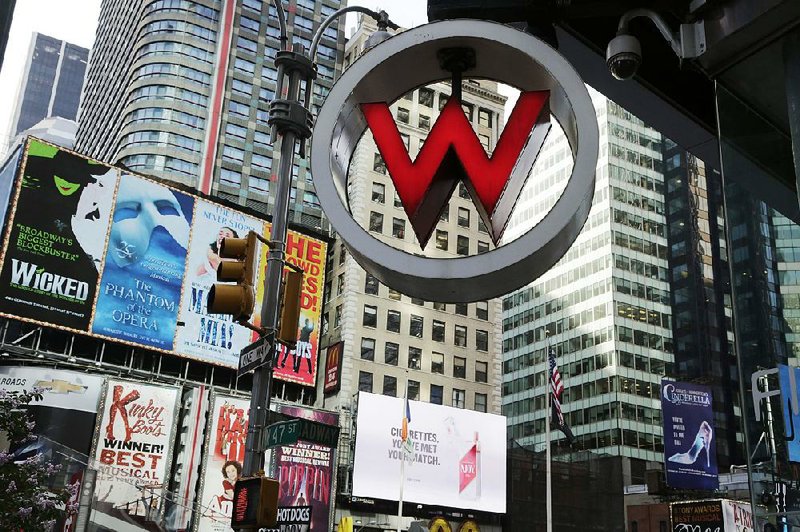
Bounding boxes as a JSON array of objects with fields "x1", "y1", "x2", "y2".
[
  {"x1": 352, "y1": 392, "x2": 506, "y2": 513},
  {"x1": 273, "y1": 404, "x2": 338, "y2": 532},
  {"x1": 661, "y1": 380, "x2": 719, "y2": 490},
  {"x1": 90, "y1": 379, "x2": 180, "y2": 519},
  {"x1": 196, "y1": 394, "x2": 251, "y2": 532},
  {"x1": 0, "y1": 138, "x2": 328, "y2": 386}
]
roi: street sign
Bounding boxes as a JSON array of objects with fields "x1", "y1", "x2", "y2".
[
  {"x1": 263, "y1": 419, "x2": 300, "y2": 449},
  {"x1": 262, "y1": 414, "x2": 340, "y2": 449},
  {"x1": 238, "y1": 333, "x2": 275, "y2": 376}
]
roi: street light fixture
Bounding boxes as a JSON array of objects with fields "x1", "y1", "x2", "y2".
[{"x1": 240, "y1": 0, "x2": 398, "y2": 480}]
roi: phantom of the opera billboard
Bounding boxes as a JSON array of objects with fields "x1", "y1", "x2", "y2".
[
  {"x1": 352, "y1": 392, "x2": 506, "y2": 513},
  {"x1": 0, "y1": 138, "x2": 328, "y2": 386}
]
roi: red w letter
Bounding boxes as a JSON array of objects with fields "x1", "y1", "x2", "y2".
[{"x1": 361, "y1": 91, "x2": 550, "y2": 248}]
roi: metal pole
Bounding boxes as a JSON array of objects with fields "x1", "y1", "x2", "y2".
[{"x1": 545, "y1": 375, "x2": 552, "y2": 532}]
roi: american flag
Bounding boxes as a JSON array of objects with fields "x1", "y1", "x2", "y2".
[{"x1": 549, "y1": 348, "x2": 575, "y2": 444}]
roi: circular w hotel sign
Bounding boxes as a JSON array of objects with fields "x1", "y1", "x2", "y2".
[{"x1": 311, "y1": 20, "x2": 597, "y2": 302}]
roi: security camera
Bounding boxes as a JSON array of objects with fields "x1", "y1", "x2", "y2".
[{"x1": 606, "y1": 33, "x2": 642, "y2": 80}]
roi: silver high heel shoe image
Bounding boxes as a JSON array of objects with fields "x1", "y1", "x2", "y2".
[{"x1": 668, "y1": 420, "x2": 713, "y2": 467}]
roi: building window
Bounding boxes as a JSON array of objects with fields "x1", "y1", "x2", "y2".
[
  {"x1": 411, "y1": 298, "x2": 424, "y2": 306},
  {"x1": 438, "y1": 93, "x2": 449, "y2": 111},
  {"x1": 336, "y1": 273, "x2": 344, "y2": 295},
  {"x1": 432, "y1": 320, "x2": 445, "y2": 342},
  {"x1": 408, "y1": 347, "x2": 422, "y2": 370},
  {"x1": 388, "y1": 289, "x2": 402, "y2": 301},
  {"x1": 452, "y1": 389, "x2": 465, "y2": 408},
  {"x1": 373, "y1": 153, "x2": 386, "y2": 173},
  {"x1": 418, "y1": 114, "x2": 430, "y2": 130},
  {"x1": 372, "y1": 182, "x2": 385, "y2": 203},
  {"x1": 418, "y1": 88, "x2": 434, "y2": 107},
  {"x1": 434, "y1": 230, "x2": 447, "y2": 251},
  {"x1": 456, "y1": 235, "x2": 469, "y2": 256},
  {"x1": 393, "y1": 218, "x2": 406, "y2": 239},
  {"x1": 479, "y1": 133, "x2": 491, "y2": 151},
  {"x1": 478, "y1": 108, "x2": 492, "y2": 128},
  {"x1": 476, "y1": 361, "x2": 488, "y2": 383},
  {"x1": 408, "y1": 380, "x2": 420, "y2": 401},
  {"x1": 457, "y1": 207, "x2": 470, "y2": 228},
  {"x1": 397, "y1": 107, "x2": 409, "y2": 124},
  {"x1": 361, "y1": 338, "x2": 375, "y2": 361},
  {"x1": 477, "y1": 240, "x2": 490, "y2": 254},
  {"x1": 365, "y1": 273, "x2": 379, "y2": 295},
  {"x1": 385, "y1": 342, "x2": 399, "y2": 366},
  {"x1": 454, "y1": 356, "x2": 466, "y2": 378},
  {"x1": 475, "y1": 393, "x2": 487, "y2": 413},
  {"x1": 476, "y1": 301, "x2": 488, "y2": 320},
  {"x1": 363, "y1": 305, "x2": 377, "y2": 328},
  {"x1": 476, "y1": 329, "x2": 489, "y2": 351},
  {"x1": 387, "y1": 310, "x2": 401, "y2": 333},
  {"x1": 455, "y1": 303, "x2": 468, "y2": 316},
  {"x1": 410, "y1": 315, "x2": 424, "y2": 338},
  {"x1": 440, "y1": 207, "x2": 449, "y2": 222},
  {"x1": 454, "y1": 325, "x2": 467, "y2": 347},
  {"x1": 394, "y1": 192, "x2": 403, "y2": 208},
  {"x1": 458, "y1": 183, "x2": 470, "y2": 199},
  {"x1": 369, "y1": 211, "x2": 384, "y2": 233},
  {"x1": 431, "y1": 384, "x2": 443, "y2": 405},
  {"x1": 431, "y1": 352, "x2": 444, "y2": 374},
  {"x1": 478, "y1": 218, "x2": 488, "y2": 234},
  {"x1": 334, "y1": 305, "x2": 342, "y2": 328},
  {"x1": 433, "y1": 302, "x2": 446, "y2": 311},
  {"x1": 359, "y1": 371, "x2": 373, "y2": 392},
  {"x1": 383, "y1": 375, "x2": 397, "y2": 397}
]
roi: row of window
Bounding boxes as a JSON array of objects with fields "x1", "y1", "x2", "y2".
[
  {"x1": 142, "y1": 19, "x2": 217, "y2": 43},
  {"x1": 358, "y1": 372, "x2": 488, "y2": 412},
  {"x1": 133, "y1": 62, "x2": 211, "y2": 86},
  {"x1": 360, "y1": 337, "x2": 488, "y2": 381},
  {"x1": 503, "y1": 278, "x2": 611, "y2": 332},
  {"x1": 401, "y1": 86, "x2": 495, "y2": 128},
  {"x1": 145, "y1": 0, "x2": 218, "y2": 22},
  {"x1": 130, "y1": 84, "x2": 208, "y2": 106},
  {"x1": 121, "y1": 130, "x2": 201, "y2": 153},
  {"x1": 125, "y1": 107, "x2": 205, "y2": 129},
  {"x1": 361, "y1": 305, "x2": 489, "y2": 350},
  {"x1": 137, "y1": 41, "x2": 214, "y2": 64},
  {"x1": 509, "y1": 425, "x2": 663, "y2": 455},
  {"x1": 121, "y1": 154, "x2": 199, "y2": 180}
]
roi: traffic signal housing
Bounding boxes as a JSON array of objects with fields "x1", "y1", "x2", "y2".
[
  {"x1": 230, "y1": 476, "x2": 279, "y2": 529},
  {"x1": 278, "y1": 268, "x2": 304, "y2": 345},
  {"x1": 207, "y1": 231, "x2": 258, "y2": 322}
]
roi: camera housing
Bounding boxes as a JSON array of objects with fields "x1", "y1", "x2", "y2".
[{"x1": 605, "y1": 33, "x2": 642, "y2": 80}]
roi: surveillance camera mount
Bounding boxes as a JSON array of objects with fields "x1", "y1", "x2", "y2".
[{"x1": 616, "y1": 8, "x2": 706, "y2": 61}]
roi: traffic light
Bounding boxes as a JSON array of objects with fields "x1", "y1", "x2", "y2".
[
  {"x1": 230, "y1": 476, "x2": 279, "y2": 529},
  {"x1": 207, "y1": 231, "x2": 258, "y2": 322},
  {"x1": 278, "y1": 268, "x2": 304, "y2": 344}
]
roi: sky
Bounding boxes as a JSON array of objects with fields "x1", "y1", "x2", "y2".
[{"x1": 0, "y1": 0, "x2": 429, "y2": 152}]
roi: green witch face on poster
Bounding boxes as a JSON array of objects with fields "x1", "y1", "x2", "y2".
[{"x1": 0, "y1": 140, "x2": 116, "y2": 330}]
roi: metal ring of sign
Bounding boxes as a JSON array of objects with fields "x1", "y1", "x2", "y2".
[{"x1": 311, "y1": 20, "x2": 598, "y2": 302}]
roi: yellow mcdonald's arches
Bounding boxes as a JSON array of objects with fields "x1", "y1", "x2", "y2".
[
  {"x1": 458, "y1": 520, "x2": 480, "y2": 532},
  {"x1": 338, "y1": 516, "x2": 354, "y2": 532},
  {"x1": 429, "y1": 516, "x2": 452, "y2": 532}
]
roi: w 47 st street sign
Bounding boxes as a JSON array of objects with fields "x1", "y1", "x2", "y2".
[{"x1": 261, "y1": 416, "x2": 339, "y2": 450}]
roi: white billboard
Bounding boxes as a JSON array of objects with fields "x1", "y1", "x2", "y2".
[{"x1": 352, "y1": 392, "x2": 506, "y2": 513}]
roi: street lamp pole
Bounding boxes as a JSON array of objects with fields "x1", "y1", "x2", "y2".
[{"x1": 241, "y1": 0, "x2": 397, "y2": 480}]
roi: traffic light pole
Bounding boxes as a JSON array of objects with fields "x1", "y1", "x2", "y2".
[{"x1": 240, "y1": 0, "x2": 398, "y2": 485}]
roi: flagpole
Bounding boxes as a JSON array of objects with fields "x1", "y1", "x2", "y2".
[
  {"x1": 544, "y1": 342, "x2": 553, "y2": 532},
  {"x1": 398, "y1": 374, "x2": 408, "y2": 532}
]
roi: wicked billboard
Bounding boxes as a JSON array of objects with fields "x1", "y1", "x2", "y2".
[{"x1": 0, "y1": 138, "x2": 328, "y2": 386}]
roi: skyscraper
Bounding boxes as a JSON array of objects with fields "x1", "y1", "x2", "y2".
[
  {"x1": 76, "y1": 0, "x2": 345, "y2": 231},
  {"x1": 6, "y1": 32, "x2": 88, "y2": 141},
  {"x1": 317, "y1": 18, "x2": 506, "y2": 531},
  {"x1": 502, "y1": 93, "x2": 675, "y2": 483}
]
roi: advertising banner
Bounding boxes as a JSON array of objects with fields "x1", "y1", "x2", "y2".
[
  {"x1": 254, "y1": 227, "x2": 327, "y2": 387},
  {"x1": 263, "y1": 506, "x2": 312, "y2": 532},
  {"x1": 323, "y1": 342, "x2": 343, "y2": 394},
  {"x1": 274, "y1": 404, "x2": 338, "y2": 532},
  {"x1": 779, "y1": 365, "x2": 800, "y2": 462},
  {"x1": 352, "y1": 392, "x2": 506, "y2": 513},
  {"x1": 0, "y1": 138, "x2": 328, "y2": 384},
  {"x1": 722, "y1": 500, "x2": 754, "y2": 532},
  {"x1": 92, "y1": 173, "x2": 193, "y2": 350},
  {"x1": 196, "y1": 394, "x2": 250, "y2": 532},
  {"x1": 0, "y1": 366, "x2": 104, "y2": 455},
  {"x1": 90, "y1": 379, "x2": 180, "y2": 517},
  {"x1": 661, "y1": 380, "x2": 719, "y2": 490},
  {"x1": 176, "y1": 201, "x2": 265, "y2": 364},
  {"x1": 0, "y1": 140, "x2": 116, "y2": 330},
  {"x1": 671, "y1": 500, "x2": 724, "y2": 532}
]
